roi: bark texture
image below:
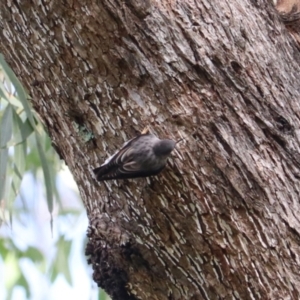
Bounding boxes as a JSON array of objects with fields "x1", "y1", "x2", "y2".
[{"x1": 1, "y1": 0, "x2": 300, "y2": 299}]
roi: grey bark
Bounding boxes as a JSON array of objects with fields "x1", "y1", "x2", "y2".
[{"x1": 1, "y1": 0, "x2": 300, "y2": 299}]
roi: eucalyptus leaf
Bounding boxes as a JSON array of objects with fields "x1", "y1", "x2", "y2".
[
  {"x1": 13, "y1": 111, "x2": 34, "y2": 144},
  {"x1": 0, "y1": 81, "x2": 9, "y2": 101},
  {"x1": 0, "y1": 54, "x2": 35, "y2": 128},
  {"x1": 0, "y1": 148, "x2": 8, "y2": 201},
  {"x1": 50, "y1": 237, "x2": 73, "y2": 285},
  {"x1": 6, "y1": 178, "x2": 15, "y2": 227},
  {"x1": 16, "y1": 275, "x2": 30, "y2": 298},
  {"x1": 12, "y1": 110, "x2": 27, "y2": 185},
  {"x1": 35, "y1": 132, "x2": 53, "y2": 214},
  {"x1": 0, "y1": 103, "x2": 13, "y2": 148},
  {"x1": 24, "y1": 246, "x2": 44, "y2": 263}
]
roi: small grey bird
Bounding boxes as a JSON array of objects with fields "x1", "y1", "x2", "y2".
[{"x1": 93, "y1": 133, "x2": 176, "y2": 181}]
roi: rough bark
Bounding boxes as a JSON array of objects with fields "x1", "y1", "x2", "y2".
[{"x1": 1, "y1": 0, "x2": 300, "y2": 299}]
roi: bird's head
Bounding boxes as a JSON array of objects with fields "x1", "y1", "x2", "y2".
[{"x1": 153, "y1": 139, "x2": 176, "y2": 157}]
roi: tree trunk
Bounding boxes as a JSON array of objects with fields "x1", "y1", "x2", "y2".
[{"x1": 1, "y1": 0, "x2": 300, "y2": 299}]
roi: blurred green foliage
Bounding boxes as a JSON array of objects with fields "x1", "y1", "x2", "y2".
[
  {"x1": 0, "y1": 54, "x2": 111, "y2": 300},
  {"x1": 0, "y1": 54, "x2": 56, "y2": 225}
]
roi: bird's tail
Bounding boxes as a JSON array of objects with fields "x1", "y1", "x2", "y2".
[
  {"x1": 93, "y1": 164, "x2": 119, "y2": 181},
  {"x1": 93, "y1": 166, "x2": 104, "y2": 181}
]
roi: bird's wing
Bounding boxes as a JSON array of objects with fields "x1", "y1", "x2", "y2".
[
  {"x1": 102, "y1": 135, "x2": 140, "y2": 165},
  {"x1": 120, "y1": 160, "x2": 141, "y2": 173},
  {"x1": 93, "y1": 135, "x2": 145, "y2": 180},
  {"x1": 93, "y1": 133, "x2": 162, "y2": 181},
  {"x1": 94, "y1": 161, "x2": 164, "y2": 181}
]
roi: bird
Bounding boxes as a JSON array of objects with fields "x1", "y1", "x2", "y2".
[{"x1": 93, "y1": 133, "x2": 176, "y2": 181}]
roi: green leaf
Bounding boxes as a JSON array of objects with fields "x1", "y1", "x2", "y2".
[
  {"x1": 0, "y1": 81, "x2": 9, "y2": 101},
  {"x1": 35, "y1": 132, "x2": 53, "y2": 214},
  {"x1": 16, "y1": 275, "x2": 30, "y2": 298},
  {"x1": 24, "y1": 246, "x2": 44, "y2": 263},
  {"x1": 6, "y1": 177, "x2": 15, "y2": 227},
  {"x1": 4, "y1": 252, "x2": 20, "y2": 289},
  {"x1": 0, "y1": 103, "x2": 13, "y2": 201},
  {"x1": 0, "y1": 80, "x2": 24, "y2": 109},
  {"x1": 13, "y1": 143, "x2": 26, "y2": 179},
  {"x1": 13, "y1": 112, "x2": 34, "y2": 145},
  {"x1": 50, "y1": 237, "x2": 73, "y2": 285},
  {"x1": 12, "y1": 110, "x2": 27, "y2": 193},
  {"x1": 0, "y1": 148, "x2": 8, "y2": 200},
  {"x1": 0, "y1": 103, "x2": 13, "y2": 148},
  {"x1": 0, "y1": 54, "x2": 35, "y2": 128},
  {"x1": 0, "y1": 238, "x2": 9, "y2": 258}
]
